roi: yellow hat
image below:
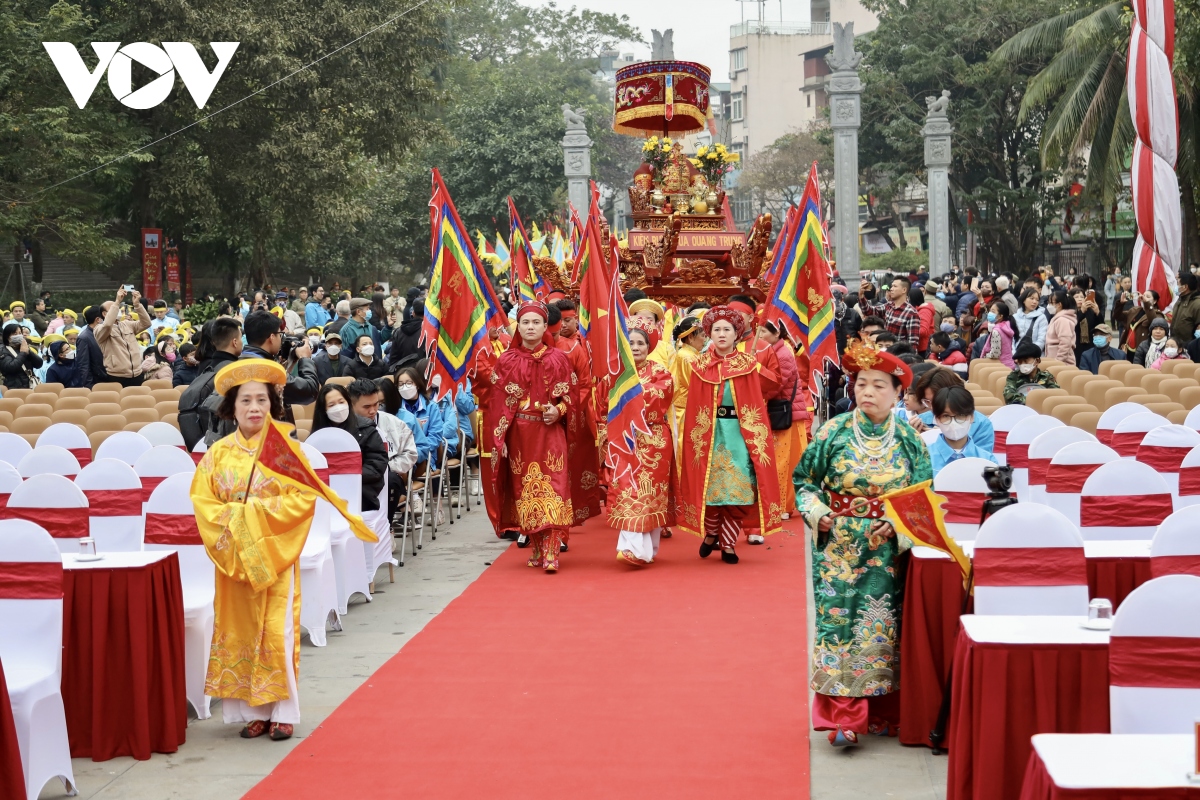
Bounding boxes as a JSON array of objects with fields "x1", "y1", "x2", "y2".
[
  {"x1": 82, "y1": 305, "x2": 91, "y2": 315},
  {"x1": 628, "y1": 298, "x2": 665, "y2": 322},
  {"x1": 215, "y1": 358, "x2": 288, "y2": 396},
  {"x1": 270, "y1": 307, "x2": 284, "y2": 319},
  {"x1": 62, "y1": 326, "x2": 80, "y2": 337},
  {"x1": 61, "y1": 309, "x2": 77, "y2": 319},
  {"x1": 9, "y1": 301, "x2": 24, "y2": 310},
  {"x1": 40, "y1": 333, "x2": 66, "y2": 346},
  {"x1": 306, "y1": 327, "x2": 321, "y2": 336}
]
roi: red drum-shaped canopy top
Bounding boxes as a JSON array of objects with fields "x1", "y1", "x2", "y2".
[{"x1": 613, "y1": 60, "x2": 711, "y2": 136}]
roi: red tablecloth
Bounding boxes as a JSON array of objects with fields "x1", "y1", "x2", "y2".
[
  {"x1": 0, "y1": 657, "x2": 25, "y2": 800},
  {"x1": 898, "y1": 555, "x2": 1150, "y2": 748},
  {"x1": 1020, "y1": 750, "x2": 1200, "y2": 799},
  {"x1": 62, "y1": 552, "x2": 188, "y2": 761},
  {"x1": 945, "y1": 627, "x2": 1111, "y2": 800}
]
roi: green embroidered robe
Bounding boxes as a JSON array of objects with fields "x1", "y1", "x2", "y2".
[{"x1": 793, "y1": 411, "x2": 932, "y2": 697}]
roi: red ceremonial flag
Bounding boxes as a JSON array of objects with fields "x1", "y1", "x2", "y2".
[
  {"x1": 251, "y1": 419, "x2": 378, "y2": 544},
  {"x1": 881, "y1": 481, "x2": 970, "y2": 584},
  {"x1": 141, "y1": 228, "x2": 162, "y2": 300}
]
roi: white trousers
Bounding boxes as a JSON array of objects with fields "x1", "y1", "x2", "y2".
[
  {"x1": 221, "y1": 568, "x2": 301, "y2": 725},
  {"x1": 617, "y1": 527, "x2": 662, "y2": 562}
]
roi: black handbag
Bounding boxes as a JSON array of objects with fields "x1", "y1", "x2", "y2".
[{"x1": 766, "y1": 375, "x2": 797, "y2": 431}]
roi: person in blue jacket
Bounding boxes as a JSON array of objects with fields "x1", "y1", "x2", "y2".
[
  {"x1": 912, "y1": 365, "x2": 995, "y2": 451},
  {"x1": 928, "y1": 386, "x2": 997, "y2": 475}
]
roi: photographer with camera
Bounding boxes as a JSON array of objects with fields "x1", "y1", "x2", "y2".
[
  {"x1": 238, "y1": 310, "x2": 318, "y2": 424},
  {"x1": 95, "y1": 285, "x2": 151, "y2": 387}
]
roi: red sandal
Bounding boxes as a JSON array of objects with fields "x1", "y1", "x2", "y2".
[
  {"x1": 240, "y1": 720, "x2": 269, "y2": 739},
  {"x1": 269, "y1": 723, "x2": 293, "y2": 740}
]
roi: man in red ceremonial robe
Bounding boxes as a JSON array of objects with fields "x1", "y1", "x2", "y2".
[
  {"x1": 676, "y1": 305, "x2": 783, "y2": 561},
  {"x1": 551, "y1": 299, "x2": 601, "y2": 529},
  {"x1": 488, "y1": 301, "x2": 576, "y2": 572},
  {"x1": 471, "y1": 323, "x2": 515, "y2": 540}
]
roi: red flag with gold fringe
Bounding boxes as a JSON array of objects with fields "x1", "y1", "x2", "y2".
[{"x1": 881, "y1": 481, "x2": 970, "y2": 584}]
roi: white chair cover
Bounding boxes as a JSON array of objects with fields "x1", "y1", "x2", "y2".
[
  {"x1": 1079, "y1": 460, "x2": 1173, "y2": 541},
  {"x1": 0, "y1": 520, "x2": 75, "y2": 800},
  {"x1": 297, "y1": 444, "x2": 340, "y2": 647},
  {"x1": 16, "y1": 445, "x2": 80, "y2": 479},
  {"x1": 138, "y1": 421, "x2": 186, "y2": 449},
  {"x1": 0, "y1": 432, "x2": 33, "y2": 469},
  {"x1": 1044, "y1": 441, "x2": 1121, "y2": 527},
  {"x1": 1149, "y1": 510, "x2": 1200, "y2": 578},
  {"x1": 143, "y1": 472, "x2": 214, "y2": 720},
  {"x1": 973, "y1": 503, "x2": 1089, "y2": 616},
  {"x1": 986, "y1": 404, "x2": 1039, "y2": 467},
  {"x1": 363, "y1": 473, "x2": 395, "y2": 582},
  {"x1": 1135, "y1": 425, "x2": 1200, "y2": 498},
  {"x1": 1026, "y1": 427, "x2": 1097, "y2": 506},
  {"x1": 1109, "y1": 574, "x2": 1200, "y2": 733},
  {"x1": 0, "y1": 461, "x2": 21, "y2": 508},
  {"x1": 1185, "y1": 405, "x2": 1200, "y2": 433},
  {"x1": 133, "y1": 445, "x2": 196, "y2": 513},
  {"x1": 35, "y1": 422, "x2": 93, "y2": 468},
  {"x1": 305, "y1": 427, "x2": 371, "y2": 611},
  {"x1": 1004, "y1": 414, "x2": 1064, "y2": 501},
  {"x1": 73, "y1": 459, "x2": 145, "y2": 552},
  {"x1": 1178, "y1": 445, "x2": 1200, "y2": 509},
  {"x1": 920, "y1": 429, "x2": 940, "y2": 447},
  {"x1": 931, "y1": 456, "x2": 996, "y2": 542},
  {"x1": 190, "y1": 439, "x2": 208, "y2": 466},
  {"x1": 7, "y1": 475, "x2": 89, "y2": 554},
  {"x1": 1110, "y1": 411, "x2": 1170, "y2": 458},
  {"x1": 1097, "y1": 402, "x2": 1158, "y2": 449},
  {"x1": 94, "y1": 431, "x2": 152, "y2": 466}
]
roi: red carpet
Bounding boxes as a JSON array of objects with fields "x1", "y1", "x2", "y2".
[{"x1": 244, "y1": 518, "x2": 811, "y2": 799}]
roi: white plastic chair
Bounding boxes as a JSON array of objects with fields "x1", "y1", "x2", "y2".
[
  {"x1": 972, "y1": 503, "x2": 1089, "y2": 616},
  {"x1": 362, "y1": 473, "x2": 396, "y2": 585},
  {"x1": 1096, "y1": 402, "x2": 1157, "y2": 450},
  {"x1": 1025, "y1": 427, "x2": 1097, "y2": 505},
  {"x1": 1004, "y1": 414, "x2": 1063, "y2": 501},
  {"x1": 297, "y1": 444, "x2": 340, "y2": 647},
  {"x1": 139, "y1": 421, "x2": 186, "y2": 450},
  {"x1": 190, "y1": 439, "x2": 208, "y2": 466},
  {"x1": 1079, "y1": 459, "x2": 1173, "y2": 540},
  {"x1": 133, "y1": 445, "x2": 196, "y2": 511},
  {"x1": 0, "y1": 520, "x2": 76, "y2": 800},
  {"x1": 1110, "y1": 411, "x2": 1170, "y2": 458},
  {"x1": 1135, "y1": 424, "x2": 1200, "y2": 498},
  {"x1": 35, "y1": 423, "x2": 93, "y2": 468},
  {"x1": 306, "y1": 428, "x2": 371, "y2": 612},
  {"x1": 143, "y1": 472, "x2": 214, "y2": 720},
  {"x1": 0, "y1": 461, "x2": 21, "y2": 510},
  {"x1": 1178, "y1": 445, "x2": 1200, "y2": 509},
  {"x1": 0, "y1": 432, "x2": 33, "y2": 469},
  {"x1": 1043, "y1": 441, "x2": 1121, "y2": 527},
  {"x1": 16, "y1": 445, "x2": 80, "y2": 479},
  {"x1": 6, "y1": 475, "x2": 89, "y2": 554},
  {"x1": 94, "y1": 430, "x2": 152, "y2": 466},
  {"x1": 987, "y1": 404, "x2": 1038, "y2": 466},
  {"x1": 1109, "y1": 574, "x2": 1200, "y2": 733},
  {"x1": 1185, "y1": 405, "x2": 1200, "y2": 433},
  {"x1": 1149, "y1": 510, "x2": 1200, "y2": 579},
  {"x1": 73, "y1": 459, "x2": 145, "y2": 552},
  {"x1": 931, "y1": 456, "x2": 996, "y2": 542}
]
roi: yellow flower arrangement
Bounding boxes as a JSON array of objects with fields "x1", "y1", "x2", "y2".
[
  {"x1": 692, "y1": 141, "x2": 738, "y2": 187},
  {"x1": 642, "y1": 136, "x2": 673, "y2": 174}
]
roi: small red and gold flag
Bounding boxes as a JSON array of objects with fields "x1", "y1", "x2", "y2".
[{"x1": 882, "y1": 481, "x2": 970, "y2": 584}]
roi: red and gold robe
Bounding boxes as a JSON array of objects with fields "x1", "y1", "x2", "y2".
[
  {"x1": 472, "y1": 335, "x2": 508, "y2": 536},
  {"x1": 487, "y1": 341, "x2": 575, "y2": 536},
  {"x1": 606, "y1": 360, "x2": 676, "y2": 532},
  {"x1": 676, "y1": 348, "x2": 783, "y2": 539},
  {"x1": 555, "y1": 333, "x2": 601, "y2": 525}
]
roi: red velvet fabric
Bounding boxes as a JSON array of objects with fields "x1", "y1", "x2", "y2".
[
  {"x1": 1180, "y1": 467, "x2": 1200, "y2": 497},
  {"x1": 1045, "y1": 463, "x2": 1104, "y2": 494},
  {"x1": 974, "y1": 547, "x2": 1088, "y2": 587},
  {"x1": 1109, "y1": 636, "x2": 1200, "y2": 688},
  {"x1": 1151, "y1": 554, "x2": 1200, "y2": 578},
  {"x1": 1109, "y1": 431, "x2": 1144, "y2": 457},
  {"x1": 1137, "y1": 444, "x2": 1191, "y2": 472},
  {"x1": 189, "y1": 450, "x2": 204, "y2": 465},
  {"x1": 993, "y1": 430, "x2": 1009, "y2": 455},
  {"x1": 315, "y1": 467, "x2": 331, "y2": 485},
  {"x1": 1020, "y1": 749, "x2": 1200, "y2": 799},
  {"x1": 139, "y1": 476, "x2": 166, "y2": 503},
  {"x1": 1096, "y1": 428, "x2": 1114, "y2": 446},
  {"x1": 0, "y1": 658, "x2": 24, "y2": 800},
  {"x1": 1007, "y1": 443, "x2": 1031, "y2": 468},
  {"x1": 325, "y1": 450, "x2": 362, "y2": 475},
  {"x1": 939, "y1": 491, "x2": 989, "y2": 524},
  {"x1": 68, "y1": 447, "x2": 92, "y2": 468},
  {"x1": 0, "y1": 505, "x2": 87, "y2": 538},
  {"x1": 898, "y1": 555, "x2": 1149, "y2": 750},
  {"x1": 0, "y1": 492, "x2": 7, "y2": 509},
  {"x1": 946, "y1": 627, "x2": 1111, "y2": 800},
  {"x1": 1028, "y1": 457, "x2": 1052, "y2": 485},
  {"x1": 1080, "y1": 494, "x2": 1173, "y2": 527},
  {"x1": 62, "y1": 552, "x2": 188, "y2": 760},
  {"x1": 82, "y1": 489, "x2": 142, "y2": 517},
  {"x1": 0, "y1": 561, "x2": 63, "y2": 598},
  {"x1": 143, "y1": 513, "x2": 202, "y2": 546}
]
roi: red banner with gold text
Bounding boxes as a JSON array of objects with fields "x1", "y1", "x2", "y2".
[{"x1": 141, "y1": 228, "x2": 162, "y2": 300}]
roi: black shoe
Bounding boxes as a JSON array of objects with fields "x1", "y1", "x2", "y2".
[
  {"x1": 699, "y1": 535, "x2": 717, "y2": 558},
  {"x1": 516, "y1": 534, "x2": 530, "y2": 548},
  {"x1": 560, "y1": 542, "x2": 569, "y2": 553},
  {"x1": 501, "y1": 530, "x2": 519, "y2": 541},
  {"x1": 721, "y1": 549, "x2": 739, "y2": 564}
]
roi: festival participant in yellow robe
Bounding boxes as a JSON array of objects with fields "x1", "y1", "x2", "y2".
[
  {"x1": 669, "y1": 315, "x2": 706, "y2": 467},
  {"x1": 191, "y1": 359, "x2": 316, "y2": 741},
  {"x1": 629, "y1": 297, "x2": 673, "y2": 369},
  {"x1": 609, "y1": 317, "x2": 676, "y2": 565}
]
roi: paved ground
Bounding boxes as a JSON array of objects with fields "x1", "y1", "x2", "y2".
[{"x1": 43, "y1": 504, "x2": 947, "y2": 800}]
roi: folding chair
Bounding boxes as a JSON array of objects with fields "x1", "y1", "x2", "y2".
[
  {"x1": 94, "y1": 430, "x2": 152, "y2": 465},
  {"x1": 306, "y1": 427, "x2": 372, "y2": 612},
  {"x1": 931, "y1": 456, "x2": 997, "y2": 542},
  {"x1": 1150, "y1": 510, "x2": 1200, "y2": 579},
  {"x1": 1135, "y1": 425, "x2": 1200, "y2": 499},
  {"x1": 1079, "y1": 459, "x2": 1173, "y2": 540},
  {"x1": 1025, "y1": 426, "x2": 1097, "y2": 505},
  {"x1": 1095, "y1": 401, "x2": 1153, "y2": 447},
  {"x1": 1109, "y1": 575, "x2": 1200, "y2": 733},
  {"x1": 73, "y1": 458, "x2": 144, "y2": 552},
  {"x1": 5, "y1": 474, "x2": 89, "y2": 553},
  {"x1": 1175, "y1": 444, "x2": 1200, "y2": 509},
  {"x1": 35, "y1": 422, "x2": 92, "y2": 467},
  {"x1": 1005, "y1": 414, "x2": 1064, "y2": 501},
  {"x1": 0, "y1": 520, "x2": 76, "y2": 800},
  {"x1": 297, "y1": 444, "x2": 340, "y2": 646},
  {"x1": 133, "y1": 445, "x2": 196, "y2": 512},
  {"x1": 986, "y1": 404, "x2": 1038, "y2": 466},
  {"x1": 1109, "y1": 411, "x2": 1170, "y2": 458},
  {"x1": 16, "y1": 446, "x2": 80, "y2": 479},
  {"x1": 0, "y1": 461, "x2": 22, "y2": 510},
  {"x1": 0, "y1": 432, "x2": 33, "y2": 469},
  {"x1": 973, "y1": 503, "x2": 1089, "y2": 616},
  {"x1": 143, "y1": 473, "x2": 214, "y2": 720},
  {"x1": 139, "y1": 420, "x2": 186, "y2": 449}
]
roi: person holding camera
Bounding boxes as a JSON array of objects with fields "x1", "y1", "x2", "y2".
[
  {"x1": 238, "y1": 310, "x2": 318, "y2": 424},
  {"x1": 95, "y1": 286, "x2": 151, "y2": 387}
]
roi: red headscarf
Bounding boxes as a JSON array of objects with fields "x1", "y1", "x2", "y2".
[
  {"x1": 516, "y1": 301, "x2": 548, "y2": 321},
  {"x1": 628, "y1": 316, "x2": 661, "y2": 351},
  {"x1": 702, "y1": 305, "x2": 746, "y2": 338}
]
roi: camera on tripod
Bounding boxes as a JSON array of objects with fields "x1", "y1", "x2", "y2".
[{"x1": 980, "y1": 464, "x2": 1017, "y2": 524}]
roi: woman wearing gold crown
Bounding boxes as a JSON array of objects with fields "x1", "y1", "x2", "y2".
[
  {"x1": 607, "y1": 316, "x2": 676, "y2": 566},
  {"x1": 794, "y1": 338, "x2": 931, "y2": 747},
  {"x1": 191, "y1": 358, "x2": 317, "y2": 741}
]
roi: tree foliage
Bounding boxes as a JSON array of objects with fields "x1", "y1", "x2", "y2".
[{"x1": 737, "y1": 129, "x2": 832, "y2": 224}]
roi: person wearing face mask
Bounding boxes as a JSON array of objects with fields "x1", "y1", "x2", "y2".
[
  {"x1": 44, "y1": 338, "x2": 81, "y2": 387},
  {"x1": 0, "y1": 322, "x2": 43, "y2": 388},
  {"x1": 928, "y1": 387, "x2": 998, "y2": 477},
  {"x1": 346, "y1": 333, "x2": 387, "y2": 380},
  {"x1": 1044, "y1": 289, "x2": 1079, "y2": 365},
  {"x1": 1132, "y1": 317, "x2": 1171, "y2": 366},
  {"x1": 311, "y1": 382, "x2": 389, "y2": 512},
  {"x1": 312, "y1": 330, "x2": 348, "y2": 386},
  {"x1": 173, "y1": 342, "x2": 200, "y2": 386},
  {"x1": 1078, "y1": 323, "x2": 1125, "y2": 375},
  {"x1": 142, "y1": 337, "x2": 178, "y2": 382},
  {"x1": 1149, "y1": 337, "x2": 1191, "y2": 370},
  {"x1": 1002, "y1": 342, "x2": 1059, "y2": 404}
]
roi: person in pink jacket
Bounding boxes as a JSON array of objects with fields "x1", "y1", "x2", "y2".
[
  {"x1": 760, "y1": 320, "x2": 805, "y2": 522},
  {"x1": 1044, "y1": 289, "x2": 1079, "y2": 366}
]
